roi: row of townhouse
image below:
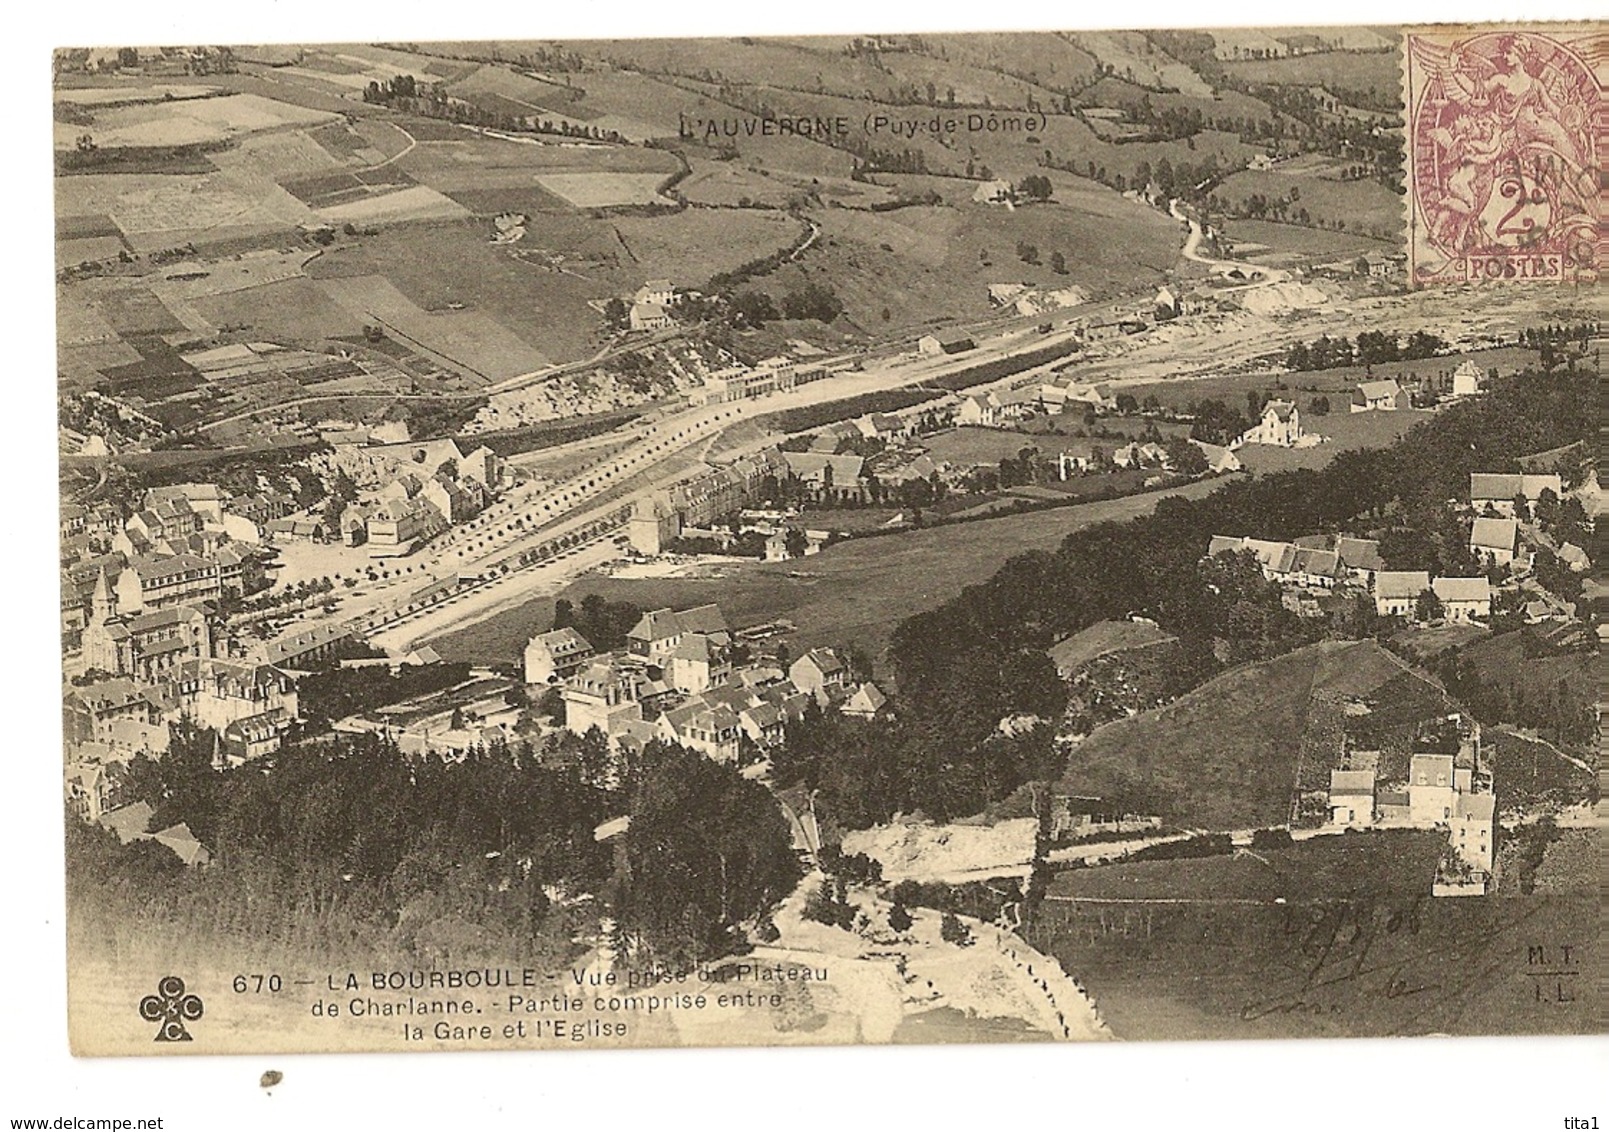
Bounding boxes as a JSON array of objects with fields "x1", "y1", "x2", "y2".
[
  {"x1": 627, "y1": 448, "x2": 791, "y2": 554},
  {"x1": 62, "y1": 480, "x2": 284, "y2": 640},
  {"x1": 1208, "y1": 532, "x2": 1492, "y2": 622},
  {"x1": 63, "y1": 656, "x2": 301, "y2": 813},
  {"x1": 1206, "y1": 533, "x2": 1386, "y2": 589}
]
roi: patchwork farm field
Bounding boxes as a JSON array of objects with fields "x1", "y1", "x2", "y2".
[
  {"x1": 52, "y1": 92, "x2": 340, "y2": 150},
  {"x1": 303, "y1": 221, "x2": 617, "y2": 366}
]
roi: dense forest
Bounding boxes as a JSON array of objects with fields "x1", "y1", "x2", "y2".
[{"x1": 70, "y1": 728, "x2": 797, "y2": 969}]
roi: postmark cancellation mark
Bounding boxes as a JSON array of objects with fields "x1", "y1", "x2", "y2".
[{"x1": 1404, "y1": 25, "x2": 1604, "y2": 286}]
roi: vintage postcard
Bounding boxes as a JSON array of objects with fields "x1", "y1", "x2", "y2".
[{"x1": 54, "y1": 23, "x2": 1601, "y2": 1058}]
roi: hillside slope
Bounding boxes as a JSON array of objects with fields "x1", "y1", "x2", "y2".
[{"x1": 1056, "y1": 639, "x2": 1448, "y2": 830}]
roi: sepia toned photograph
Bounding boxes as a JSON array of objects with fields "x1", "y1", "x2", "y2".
[{"x1": 49, "y1": 13, "x2": 1600, "y2": 1069}]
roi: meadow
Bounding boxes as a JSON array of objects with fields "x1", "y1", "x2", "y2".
[{"x1": 426, "y1": 478, "x2": 1224, "y2": 668}]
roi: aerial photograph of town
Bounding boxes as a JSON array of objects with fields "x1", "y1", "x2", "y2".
[{"x1": 51, "y1": 23, "x2": 1599, "y2": 1059}]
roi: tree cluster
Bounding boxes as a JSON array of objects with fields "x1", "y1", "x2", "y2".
[
  {"x1": 616, "y1": 742, "x2": 801, "y2": 965},
  {"x1": 552, "y1": 594, "x2": 643, "y2": 653}
]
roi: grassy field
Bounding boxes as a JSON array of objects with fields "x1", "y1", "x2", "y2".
[
  {"x1": 426, "y1": 477, "x2": 1225, "y2": 668},
  {"x1": 1058, "y1": 638, "x2": 1457, "y2": 827},
  {"x1": 923, "y1": 426, "x2": 1052, "y2": 465},
  {"x1": 1235, "y1": 409, "x2": 1433, "y2": 475},
  {"x1": 1484, "y1": 731, "x2": 1596, "y2": 813},
  {"x1": 1214, "y1": 168, "x2": 1402, "y2": 242},
  {"x1": 1058, "y1": 642, "x2": 1336, "y2": 829},
  {"x1": 611, "y1": 209, "x2": 806, "y2": 288},
  {"x1": 1222, "y1": 50, "x2": 1402, "y2": 102},
  {"x1": 1050, "y1": 618, "x2": 1177, "y2": 673},
  {"x1": 1029, "y1": 835, "x2": 1596, "y2": 1039},
  {"x1": 1225, "y1": 218, "x2": 1394, "y2": 263},
  {"x1": 1053, "y1": 829, "x2": 1445, "y2": 901}
]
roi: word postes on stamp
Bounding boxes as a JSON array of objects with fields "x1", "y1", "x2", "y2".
[{"x1": 1405, "y1": 25, "x2": 1603, "y2": 286}]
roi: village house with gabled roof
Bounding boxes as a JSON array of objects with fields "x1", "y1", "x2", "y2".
[
  {"x1": 956, "y1": 392, "x2": 999, "y2": 427},
  {"x1": 1450, "y1": 791, "x2": 1496, "y2": 875},
  {"x1": 220, "y1": 707, "x2": 294, "y2": 764},
  {"x1": 1040, "y1": 380, "x2": 1114, "y2": 414},
  {"x1": 627, "y1": 604, "x2": 728, "y2": 667},
  {"x1": 1291, "y1": 547, "x2": 1342, "y2": 588},
  {"x1": 1239, "y1": 399, "x2": 1302, "y2": 447},
  {"x1": 62, "y1": 678, "x2": 167, "y2": 744},
  {"x1": 99, "y1": 801, "x2": 212, "y2": 866},
  {"x1": 1335, "y1": 537, "x2": 1386, "y2": 583},
  {"x1": 523, "y1": 627, "x2": 595, "y2": 685},
  {"x1": 790, "y1": 647, "x2": 850, "y2": 705},
  {"x1": 782, "y1": 451, "x2": 866, "y2": 495},
  {"x1": 918, "y1": 330, "x2": 977, "y2": 356},
  {"x1": 560, "y1": 658, "x2": 669, "y2": 744},
  {"x1": 1469, "y1": 516, "x2": 1519, "y2": 566},
  {"x1": 365, "y1": 495, "x2": 450, "y2": 557},
  {"x1": 842, "y1": 681, "x2": 889, "y2": 720},
  {"x1": 1329, "y1": 768, "x2": 1376, "y2": 826},
  {"x1": 1556, "y1": 542, "x2": 1590, "y2": 572},
  {"x1": 1189, "y1": 439, "x2": 1242, "y2": 475},
  {"x1": 629, "y1": 301, "x2": 674, "y2": 331},
  {"x1": 634, "y1": 279, "x2": 674, "y2": 307},
  {"x1": 1351, "y1": 379, "x2": 1407, "y2": 412},
  {"x1": 1431, "y1": 576, "x2": 1491, "y2": 622},
  {"x1": 656, "y1": 701, "x2": 743, "y2": 763},
  {"x1": 1374, "y1": 570, "x2": 1432, "y2": 617},
  {"x1": 1469, "y1": 472, "x2": 1562, "y2": 517},
  {"x1": 665, "y1": 628, "x2": 734, "y2": 695},
  {"x1": 141, "y1": 482, "x2": 225, "y2": 524},
  {"x1": 1408, "y1": 751, "x2": 1456, "y2": 824},
  {"x1": 1451, "y1": 360, "x2": 1484, "y2": 398}
]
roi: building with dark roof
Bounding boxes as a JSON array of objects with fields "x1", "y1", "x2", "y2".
[{"x1": 524, "y1": 627, "x2": 595, "y2": 685}]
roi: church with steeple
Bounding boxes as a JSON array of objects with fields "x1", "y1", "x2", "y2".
[{"x1": 81, "y1": 569, "x2": 212, "y2": 681}]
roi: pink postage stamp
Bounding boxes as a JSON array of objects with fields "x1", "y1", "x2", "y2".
[{"x1": 1404, "y1": 25, "x2": 1604, "y2": 286}]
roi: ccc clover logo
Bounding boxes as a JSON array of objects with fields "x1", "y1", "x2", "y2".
[{"x1": 140, "y1": 976, "x2": 204, "y2": 1042}]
